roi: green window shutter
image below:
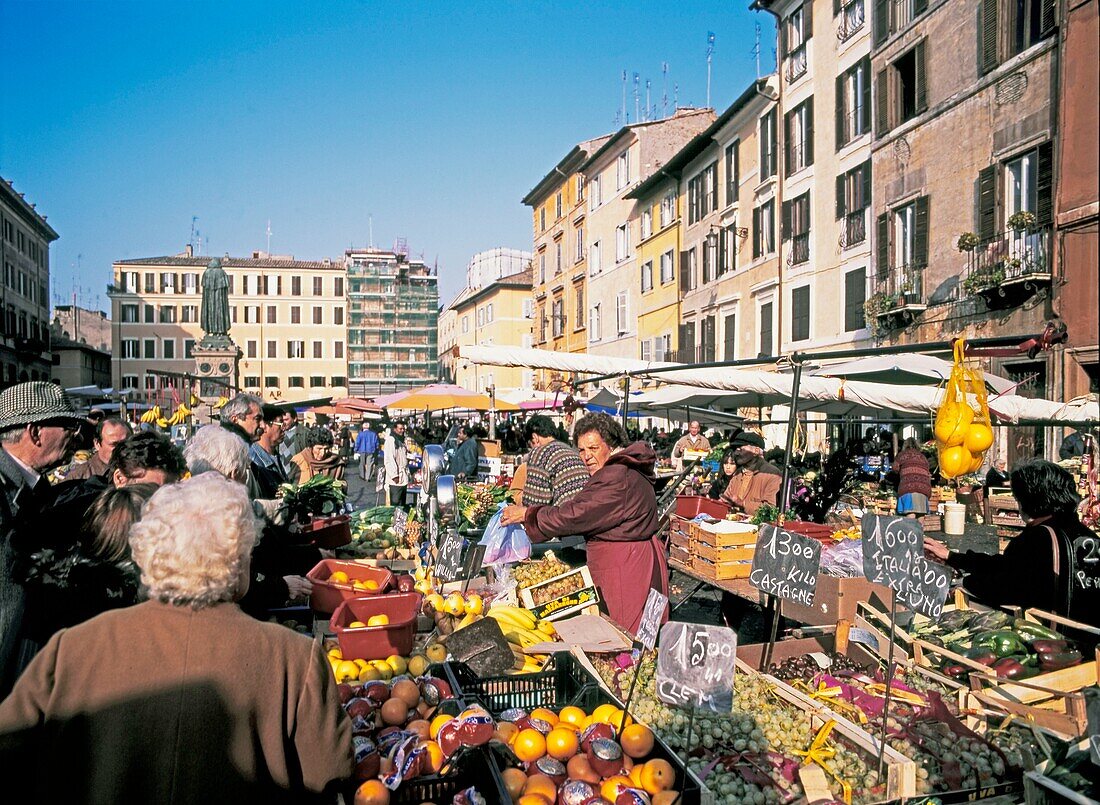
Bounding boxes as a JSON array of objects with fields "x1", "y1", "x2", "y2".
[
  {"x1": 837, "y1": 173, "x2": 847, "y2": 220},
  {"x1": 860, "y1": 57, "x2": 872, "y2": 135},
  {"x1": 980, "y1": 0, "x2": 999, "y2": 76},
  {"x1": 803, "y1": 0, "x2": 813, "y2": 40},
  {"x1": 913, "y1": 195, "x2": 930, "y2": 267},
  {"x1": 876, "y1": 212, "x2": 890, "y2": 275},
  {"x1": 1039, "y1": 0, "x2": 1056, "y2": 39},
  {"x1": 977, "y1": 165, "x2": 998, "y2": 241},
  {"x1": 836, "y1": 74, "x2": 845, "y2": 150},
  {"x1": 914, "y1": 40, "x2": 928, "y2": 113},
  {"x1": 1036, "y1": 141, "x2": 1054, "y2": 225},
  {"x1": 782, "y1": 199, "x2": 792, "y2": 241},
  {"x1": 805, "y1": 97, "x2": 815, "y2": 166},
  {"x1": 875, "y1": 67, "x2": 889, "y2": 136},
  {"x1": 873, "y1": 0, "x2": 889, "y2": 47},
  {"x1": 861, "y1": 159, "x2": 872, "y2": 210}
]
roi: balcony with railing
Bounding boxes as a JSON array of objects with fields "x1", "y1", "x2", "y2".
[
  {"x1": 961, "y1": 225, "x2": 1052, "y2": 308},
  {"x1": 789, "y1": 233, "x2": 810, "y2": 265},
  {"x1": 867, "y1": 263, "x2": 926, "y2": 331},
  {"x1": 837, "y1": 0, "x2": 865, "y2": 42},
  {"x1": 840, "y1": 210, "x2": 867, "y2": 249},
  {"x1": 785, "y1": 44, "x2": 808, "y2": 83}
]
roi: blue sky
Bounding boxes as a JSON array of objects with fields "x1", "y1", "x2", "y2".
[{"x1": 1, "y1": 0, "x2": 774, "y2": 309}]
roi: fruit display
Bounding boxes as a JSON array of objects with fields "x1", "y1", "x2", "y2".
[
  {"x1": 933, "y1": 340, "x2": 994, "y2": 479},
  {"x1": 512, "y1": 552, "x2": 571, "y2": 590},
  {"x1": 327, "y1": 644, "x2": 440, "y2": 684},
  {"x1": 485, "y1": 603, "x2": 557, "y2": 674},
  {"x1": 524, "y1": 569, "x2": 587, "y2": 607},
  {"x1": 279, "y1": 474, "x2": 348, "y2": 522},
  {"x1": 905, "y1": 608, "x2": 1088, "y2": 680}
]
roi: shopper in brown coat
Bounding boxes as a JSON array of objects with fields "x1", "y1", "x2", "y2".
[
  {"x1": 0, "y1": 473, "x2": 352, "y2": 803},
  {"x1": 719, "y1": 431, "x2": 782, "y2": 515},
  {"x1": 501, "y1": 413, "x2": 669, "y2": 634}
]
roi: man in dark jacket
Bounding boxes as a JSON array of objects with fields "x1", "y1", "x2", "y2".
[
  {"x1": 249, "y1": 406, "x2": 289, "y2": 500},
  {"x1": 65, "y1": 418, "x2": 132, "y2": 481},
  {"x1": 449, "y1": 425, "x2": 480, "y2": 480}
]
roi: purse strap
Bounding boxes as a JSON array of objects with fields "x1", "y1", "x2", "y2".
[{"x1": 1042, "y1": 524, "x2": 1061, "y2": 577}]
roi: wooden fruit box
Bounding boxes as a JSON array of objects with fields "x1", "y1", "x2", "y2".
[
  {"x1": 689, "y1": 519, "x2": 758, "y2": 548},
  {"x1": 669, "y1": 544, "x2": 692, "y2": 568},
  {"x1": 691, "y1": 541, "x2": 755, "y2": 564},
  {"x1": 735, "y1": 657, "x2": 918, "y2": 802},
  {"x1": 851, "y1": 593, "x2": 981, "y2": 666},
  {"x1": 669, "y1": 514, "x2": 693, "y2": 544},
  {"x1": 669, "y1": 528, "x2": 692, "y2": 552},
  {"x1": 519, "y1": 566, "x2": 600, "y2": 621},
  {"x1": 692, "y1": 554, "x2": 752, "y2": 580},
  {"x1": 920, "y1": 514, "x2": 942, "y2": 533}
]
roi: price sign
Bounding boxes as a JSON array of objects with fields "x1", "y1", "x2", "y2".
[
  {"x1": 392, "y1": 508, "x2": 409, "y2": 539},
  {"x1": 655, "y1": 622, "x2": 737, "y2": 713},
  {"x1": 435, "y1": 529, "x2": 466, "y2": 582},
  {"x1": 635, "y1": 588, "x2": 668, "y2": 651},
  {"x1": 861, "y1": 515, "x2": 950, "y2": 618},
  {"x1": 749, "y1": 525, "x2": 821, "y2": 606}
]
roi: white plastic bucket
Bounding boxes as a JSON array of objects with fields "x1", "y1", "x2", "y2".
[{"x1": 944, "y1": 503, "x2": 967, "y2": 536}]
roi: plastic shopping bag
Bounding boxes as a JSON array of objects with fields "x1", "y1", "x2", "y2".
[{"x1": 479, "y1": 504, "x2": 531, "y2": 565}]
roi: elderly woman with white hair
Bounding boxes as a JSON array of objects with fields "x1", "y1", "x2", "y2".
[
  {"x1": 184, "y1": 425, "x2": 316, "y2": 612},
  {"x1": 0, "y1": 473, "x2": 352, "y2": 801}
]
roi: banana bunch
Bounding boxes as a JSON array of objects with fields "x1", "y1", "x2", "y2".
[
  {"x1": 488, "y1": 604, "x2": 557, "y2": 673},
  {"x1": 139, "y1": 405, "x2": 163, "y2": 424},
  {"x1": 486, "y1": 603, "x2": 537, "y2": 630},
  {"x1": 212, "y1": 396, "x2": 228, "y2": 409},
  {"x1": 165, "y1": 404, "x2": 193, "y2": 427}
]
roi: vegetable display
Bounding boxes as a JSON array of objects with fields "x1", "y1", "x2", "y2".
[
  {"x1": 278, "y1": 475, "x2": 347, "y2": 523},
  {"x1": 456, "y1": 482, "x2": 510, "y2": 528}
]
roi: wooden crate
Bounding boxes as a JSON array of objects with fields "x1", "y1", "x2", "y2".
[
  {"x1": 669, "y1": 544, "x2": 692, "y2": 568},
  {"x1": 781, "y1": 574, "x2": 894, "y2": 627},
  {"x1": 669, "y1": 529, "x2": 691, "y2": 552},
  {"x1": 689, "y1": 520, "x2": 758, "y2": 547},
  {"x1": 669, "y1": 514, "x2": 693, "y2": 543},
  {"x1": 693, "y1": 554, "x2": 753, "y2": 580},
  {"x1": 920, "y1": 514, "x2": 942, "y2": 532},
  {"x1": 692, "y1": 542, "x2": 755, "y2": 564}
]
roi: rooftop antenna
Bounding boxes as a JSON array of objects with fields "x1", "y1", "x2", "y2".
[
  {"x1": 266, "y1": 220, "x2": 272, "y2": 253},
  {"x1": 633, "y1": 73, "x2": 640, "y2": 124},
  {"x1": 674, "y1": 82, "x2": 679, "y2": 110},
  {"x1": 662, "y1": 62, "x2": 669, "y2": 118},
  {"x1": 706, "y1": 31, "x2": 716, "y2": 109},
  {"x1": 753, "y1": 22, "x2": 762, "y2": 79},
  {"x1": 645, "y1": 79, "x2": 651, "y2": 122},
  {"x1": 189, "y1": 216, "x2": 198, "y2": 248},
  {"x1": 369, "y1": 214, "x2": 374, "y2": 248},
  {"x1": 621, "y1": 70, "x2": 628, "y2": 123}
]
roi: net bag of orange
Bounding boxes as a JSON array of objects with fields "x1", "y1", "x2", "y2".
[{"x1": 934, "y1": 339, "x2": 994, "y2": 479}]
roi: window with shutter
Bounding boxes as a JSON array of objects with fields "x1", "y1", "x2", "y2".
[
  {"x1": 753, "y1": 207, "x2": 762, "y2": 258},
  {"x1": 875, "y1": 67, "x2": 889, "y2": 135},
  {"x1": 977, "y1": 165, "x2": 999, "y2": 241},
  {"x1": 914, "y1": 41, "x2": 927, "y2": 113},
  {"x1": 980, "y1": 0, "x2": 1000, "y2": 75},
  {"x1": 913, "y1": 195, "x2": 930, "y2": 267},
  {"x1": 723, "y1": 313, "x2": 737, "y2": 360},
  {"x1": 873, "y1": 0, "x2": 888, "y2": 45},
  {"x1": 701, "y1": 316, "x2": 717, "y2": 363},
  {"x1": 876, "y1": 212, "x2": 890, "y2": 276},
  {"x1": 844, "y1": 268, "x2": 867, "y2": 331},
  {"x1": 759, "y1": 302, "x2": 773, "y2": 358},
  {"x1": 1035, "y1": 141, "x2": 1053, "y2": 225},
  {"x1": 725, "y1": 141, "x2": 740, "y2": 206},
  {"x1": 791, "y1": 286, "x2": 811, "y2": 342}
]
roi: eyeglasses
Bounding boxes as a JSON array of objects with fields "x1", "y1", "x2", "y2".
[{"x1": 38, "y1": 420, "x2": 82, "y2": 433}]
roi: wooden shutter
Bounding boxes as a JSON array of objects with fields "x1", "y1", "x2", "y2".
[
  {"x1": 1039, "y1": 0, "x2": 1056, "y2": 38},
  {"x1": 837, "y1": 174, "x2": 847, "y2": 220},
  {"x1": 779, "y1": 18, "x2": 788, "y2": 59},
  {"x1": 784, "y1": 110, "x2": 793, "y2": 177},
  {"x1": 913, "y1": 195, "x2": 930, "y2": 267},
  {"x1": 861, "y1": 160, "x2": 872, "y2": 210},
  {"x1": 980, "y1": 0, "x2": 999, "y2": 76},
  {"x1": 913, "y1": 0, "x2": 928, "y2": 15},
  {"x1": 803, "y1": 1, "x2": 813, "y2": 40},
  {"x1": 806, "y1": 99, "x2": 815, "y2": 166},
  {"x1": 977, "y1": 165, "x2": 999, "y2": 241},
  {"x1": 914, "y1": 41, "x2": 928, "y2": 113},
  {"x1": 752, "y1": 207, "x2": 762, "y2": 258},
  {"x1": 724, "y1": 314, "x2": 737, "y2": 360},
  {"x1": 873, "y1": 0, "x2": 889, "y2": 47},
  {"x1": 836, "y1": 74, "x2": 846, "y2": 150},
  {"x1": 876, "y1": 212, "x2": 890, "y2": 275},
  {"x1": 679, "y1": 250, "x2": 692, "y2": 294},
  {"x1": 782, "y1": 199, "x2": 793, "y2": 240},
  {"x1": 1036, "y1": 141, "x2": 1054, "y2": 225},
  {"x1": 732, "y1": 141, "x2": 740, "y2": 192},
  {"x1": 860, "y1": 57, "x2": 872, "y2": 134},
  {"x1": 875, "y1": 68, "x2": 889, "y2": 136},
  {"x1": 718, "y1": 228, "x2": 727, "y2": 275}
]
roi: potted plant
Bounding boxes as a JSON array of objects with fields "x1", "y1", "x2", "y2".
[
  {"x1": 1007, "y1": 210, "x2": 1036, "y2": 232},
  {"x1": 962, "y1": 262, "x2": 1006, "y2": 295},
  {"x1": 956, "y1": 232, "x2": 980, "y2": 252}
]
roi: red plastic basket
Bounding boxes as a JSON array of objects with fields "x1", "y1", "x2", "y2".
[
  {"x1": 674, "y1": 494, "x2": 731, "y2": 519},
  {"x1": 307, "y1": 559, "x2": 394, "y2": 613},
  {"x1": 303, "y1": 514, "x2": 352, "y2": 548},
  {"x1": 782, "y1": 521, "x2": 836, "y2": 541},
  {"x1": 330, "y1": 592, "x2": 423, "y2": 660}
]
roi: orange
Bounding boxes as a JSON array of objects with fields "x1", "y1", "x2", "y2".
[
  {"x1": 620, "y1": 723, "x2": 655, "y2": 759},
  {"x1": 502, "y1": 767, "x2": 528, "y2": 802},
  {"x1": 629, "y1": 763, "x2": 646, "y2": 788},
  {"x1": 430, "y1": 713, "x2": 453, "y2": 740},
  {"x1": 353, "y1": 779, "x2": 390, "y2": 805},
  {"x1": 516, "y1": 796, "x2": 552, "y2": 805},
  {"x1": 529, "y1": 707, "x2": 559, "y2": 728},
  {"x1": 640, "y1": 759, "x2": 676, "y2": 794},
  {"x1": 418, "y1": 740, "x2": 444, "y2": 774},
  {"x1": 512, "y1": 728, "x2": 547, "y2": 763},
  {"x1": 366, "y1": 614, "x2": 390, "y2": 627},
  {"x1": 607, "y1": 708, "x2": 633, "y2": 732},
  {"x1": 493, "y1": 721, "x2": 519, "y2": 745},
  {"x1": 558, "y1": 705, "x2": 587, "y2": 728},
  {"x1": 523, "y1": 773, "x2": 557, "y2": 801},
  {"x1": 601, "y1": 775, "x2": 633, "y2": 801},
  {"x1": 592, "y1": 704, "x2": 619, "y2": 725},
  {"x1": 545, "y1": 727, "x2": 580, "y2": 760}
]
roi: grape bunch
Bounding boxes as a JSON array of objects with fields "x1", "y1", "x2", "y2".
[{"x1": 513, "y1": 552, "x2": 571, "y2": 589}]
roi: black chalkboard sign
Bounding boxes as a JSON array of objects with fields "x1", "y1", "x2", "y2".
[
  {"x1": 636, "y1": 588, "x2": 668, "y2": 651},
  {"x1": 749, "y1": 524, "x2": 822, "y2": 607},
  {"x1": 861, "y1": 515, "x2": 950, "y2": 618},
  {"x1": 435, "y1": 529, "x2": 466, "y2": 582},
  {"x1": 392, "y1": 508, "x2": 409, "y2": 539},
  {"x1": 655, "y1": 621, "x2": 737, "y2": 713}
]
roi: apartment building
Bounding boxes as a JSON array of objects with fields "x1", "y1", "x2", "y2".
[
  {"x1": 868, "y1": 0, "x2": 1059, "y2": 460},
  {"x1": 524, "y1": 136, "x2": 610, "y2": 393},
  {"x1": 448, "y1": 266, "x2": 534, "y2": 393},
  {"x1": 345, "y1": 248, "x2": 438, "y2": 395},
  {"x1": 109, "y1": 248, "x2": 348, "y2": 404},
  {"x1": 1054, "y1": 0, "x2": 1098, "y2": 399},
  {"x1": 626, "y1": 171, "x2": 682, "y2": 364},
  {"x1": 633, "y1": 78, "x2": 781, "y2": 365},
  {"x1": 438, "y1": 302, "x2": 459, "y2": 383},
  {"x1": 753, "y1": 0, "x2": 874, "y2": 355},
  {"x1": 1, "y1": 176, "x2": 57, "y2": 387},
  {"x1": 580, "y1": 109, "x2": 715, "y2": 360},
  {"x1": 51, "y1": 304, "x2": 111, "y2": 352}
]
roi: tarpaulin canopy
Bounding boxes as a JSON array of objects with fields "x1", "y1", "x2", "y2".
[
  {"x1": 374, "y1": 383, "x2": 520, "y2": 413},
  {"x1": 810, "y1": 354, "x2": 1016, "y2": 395}
]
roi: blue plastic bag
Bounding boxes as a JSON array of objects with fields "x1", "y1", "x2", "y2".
[{"x1": 478, "y1": 504, "x2": 531, "y2": 565}]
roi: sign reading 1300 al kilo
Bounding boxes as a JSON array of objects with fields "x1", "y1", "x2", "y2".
[
  {"x1": 655, "y1": 622, "x2": 737, "y2": 713},
  {"x1": 749, "y1": 524, "x2": 821, "y2": 607}
]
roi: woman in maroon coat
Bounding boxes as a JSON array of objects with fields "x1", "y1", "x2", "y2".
[{"x1": 501, "y1": 413, "x2": 669, "y2": 633}]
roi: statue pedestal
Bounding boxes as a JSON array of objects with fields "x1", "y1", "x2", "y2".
[{"x1": 193, "y1": 340, "x2": 240, "y2": 406}]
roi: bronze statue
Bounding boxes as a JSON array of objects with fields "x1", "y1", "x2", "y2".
[{"x1": 200, "y1": 258, "x2": 231, "y2": 344}]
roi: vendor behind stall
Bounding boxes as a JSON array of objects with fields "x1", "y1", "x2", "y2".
[
  {"x1": 500, "y1": 412, "x2": 668, "y2": 634},
  {"x1": 926, "y1": 460, "x2": 1100, "y2": 627},
  {"x1": 707, "y1": 449, "x2": 738, "y2": 499},
  {"x1": 670, "y1": 420, "x2": 711, "y2": 469},
  {"x1": 719, "y1": 432, "x2": 782, "y2": 514}
]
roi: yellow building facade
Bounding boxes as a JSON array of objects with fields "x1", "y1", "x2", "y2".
[
  {"x1": 629, "y1": 175, "x2": 681, "y2": 362},
  {"x1": 448, "y1": 267, "x2": 533, "y2": 394}
]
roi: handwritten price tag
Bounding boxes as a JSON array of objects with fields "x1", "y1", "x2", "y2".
[
  {"x1": 635, "y1": 588, "x2": 668, "y2": 651},
  {"x1": 749, "y1": 525, "x2": 821, "y2": 606},
  {"x1": 655, "y1": 622, "x2": 737, "y2": 713},
  {"x1": 861, "y1": 515, "x2": 950, "y2": 618}
]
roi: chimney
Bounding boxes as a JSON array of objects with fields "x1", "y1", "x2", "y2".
[{"x1": 185, "y1": 244, "x2": 193, "y2": 257}]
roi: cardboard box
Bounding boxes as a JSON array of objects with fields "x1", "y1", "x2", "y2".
[{"x1": 780, "y1": 574, "x2": 894, "y2": 627}]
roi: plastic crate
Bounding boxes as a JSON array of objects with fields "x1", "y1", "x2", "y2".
[
  {"x1": 330, "y1": 592, "x2": 422, "y2": 660},
  {"x1": 393, "y1": 747, "x2": 512, "y2": 805},
  {"x1": 307, "y1": 559, "x2": 394, "y2": 614},
  {"x1": 443, "y1": 652, "x2": 597, "y2": 715},
  {"x1": 674, "y1": 494, "x2": 730, "y2": 519},
  {"x1": 304, "y1": 514, "x2": 352, "y2": 547}
]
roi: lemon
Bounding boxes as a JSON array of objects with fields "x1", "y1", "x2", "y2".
[
  {"x1": 367, "y1": 614, "x2": 390, "y2": 627},
  {"x1": 463, "y1": 594, "x2": 484, "y2": 616},
  {"x1": 386, "y1": 654, "x2": 408, "y2": 676},
  {"x1": 348, "y1": 621, "x2": 367, "y2": 629},
  {"x1": 329, "y1": 571, "x2": 349, "y2": 584},
  {"x1": 370, "y1": 660, "x2": 393, "y2": 680},
  {"x1": 358, "y1": 664, "x2": 382, "y2": 683},
  {"x1": 407, "y1": 654, "x2": 430, "y2": 677},
  {"x1": 327, "y1": 647, "x2": 344, "y2": 660},
  {"x1": 334, "y1": 660, "x2": 360, "y2": 683}
]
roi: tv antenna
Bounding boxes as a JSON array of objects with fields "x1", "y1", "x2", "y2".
[
  {"x1": 706, "y1": 31, "x2": 716, "y2": 108},
  {"x1": 369, "y1": 214, "x2": 374, "y2": 248},
  {"x1": 189, "y1": 216, "x2": 199, "y2": 248},
  {"x1": 661, "y1": 62, "x2": 669, "y2": 118},
  {"x1": 674, "y1": 82, "x2": 679, "y2": 110},
  {"x1": 753, "y1": 22, "x2": 762, "y2": 78},
  {"x1": 645, "y1": 79, "x2": 651, "y2": 122},
  {"x1": 266, "y1": 220, "x2": 272, "y2": 253},
  {"x1": 633, "y1": 73, "x2": 640, "y2": 124},
  {"x1": 621, "y1": 70, "x2": 628, "y2": 123}
]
